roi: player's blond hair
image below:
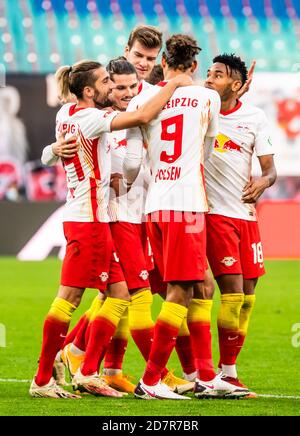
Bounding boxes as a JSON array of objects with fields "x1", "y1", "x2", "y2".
[{"x1": 56, "y1": 60, "x2": 102, "y2": 101}]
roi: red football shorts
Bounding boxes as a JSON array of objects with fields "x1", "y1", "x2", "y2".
[
  {"x1": 110, "y1": 221, "x2": 150, "y2": 290},
  {"x1": 146, "y1": 210, "x2": 207, "y2": 282},
  {"x1": 141, "y1": 222, "x2": 155, "y2": 272},
  {"x1": 149, "y1": 263, "x2": 168, "y2": 295},
  {"x1": 206, "y1": 214, "x2": 265, "y2": 279},
  {"x1": 61, "y1": 222, "x2": 124, "y2": 291}
]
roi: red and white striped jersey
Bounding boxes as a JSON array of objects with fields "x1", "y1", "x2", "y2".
[
  {"x1": 55, "y1": 103, "x2": 118, "y2": 222},
  {"x1": 126, "y1": 82, "x2": 220, "y2": 214}
]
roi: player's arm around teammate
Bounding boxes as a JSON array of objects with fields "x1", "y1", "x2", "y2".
[
  {"x1": 40, "y1": 26, "x2": 165, "y2": 393},
  {"x1": 42, "y1": 73, "x2": 193, "y2": 163},
  {"x1": 32, "y1": 60, "x2": 191, "y2": 399}
]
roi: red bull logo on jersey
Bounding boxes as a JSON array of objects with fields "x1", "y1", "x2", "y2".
[
  {"x1": 214, "y1": 133, "x2": 242, "y2": 153},
  {"x1": 115, "y1": 138, "x2": 127, "y2": 149}
]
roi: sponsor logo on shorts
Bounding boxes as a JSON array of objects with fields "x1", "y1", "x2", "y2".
[
  {"x1": 100, "y1": 272, "x2": 109, "y2": 282},
  {"x1": 139, "y1": 270, "x2": 149, "y2": 280},
  {"x1": 221, "y1": 256, "x2": 237, "y2": 267}
]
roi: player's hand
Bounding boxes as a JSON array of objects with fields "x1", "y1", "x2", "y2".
[
  {"x1": 173, "y1": 74, "x2": 194, "y2": 88},
  {"x1": 242, "y1": 176, "x2": 269, "y2": 203},
  {"x1": 237, "y1": 60, "x2": 256, "y2": 99},
  {"x1": 52, "y1": 130, "x2": 80, "y2": 159},
  {"x1": 110, "y1": 172, "x2": 124, "y2": 197}
]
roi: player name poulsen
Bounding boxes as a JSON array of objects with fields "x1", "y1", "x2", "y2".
[{"x1": 155, "y1": 166, "x2": 181, "y2": 182}]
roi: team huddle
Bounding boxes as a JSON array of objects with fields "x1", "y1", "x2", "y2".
[{"x1": 29, "y1": 25, "x2": 276, "y2": 400}]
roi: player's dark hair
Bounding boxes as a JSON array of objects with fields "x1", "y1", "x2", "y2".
[
  {"x1": 56, "y1": 60, "x2": 102, "y2": 100},
  {"x1": 127, "y1": 25, "x2": 163, "y2": 51},
  {"x1": 147, "y1": 64, "x2": 164, "y2": 85},
  {"x1": 107, "y1": 58, "x2": 137, "y2": 81},
  {"x1": 163, "y1": 34, "x2": 201, "y2": 72},
  {"x1": 213, "y1": 53, "x2": 248, "y2": 85}
]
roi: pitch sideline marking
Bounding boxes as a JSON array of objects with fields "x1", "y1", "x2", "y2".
[
  {"x1": 0, "y1": 379, "x2": 299, "y2": 399},
  {"x1": 0, "y1": 378, "x2": 31, "y2": 383},
  {"x1": 257, "y1": 394, "x2": 300, "y2": 400}
]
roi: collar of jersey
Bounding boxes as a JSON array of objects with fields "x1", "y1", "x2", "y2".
[
  {"x1": 220, "y1": 100, "x2": 242, "y2": 116},
  {"x1": 69, "y1": 104, "x2": 87, "y2": 116},
  {"x1": 156, "y1": 81, "x2": 168, "y2": 87}
]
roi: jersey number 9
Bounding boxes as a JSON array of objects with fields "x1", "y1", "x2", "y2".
[{"x1": 160, "y1": 114, "x2": 183, "y2": 164}]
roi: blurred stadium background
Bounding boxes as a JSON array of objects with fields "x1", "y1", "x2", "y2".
[{"x1": 0, "y1": 0, "x2": 300, "y2": 259}]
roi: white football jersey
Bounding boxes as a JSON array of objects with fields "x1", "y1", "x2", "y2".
[
  {"x1": 55, "y1": 103, "x2": 118, "y2": 222},
  {"x1": 126, "y1": 82, "x2": 220, "y2": 214},
  {"x1": 205, "y1": 101, "x2": 274, "y2": 221},
  {"x1": 108, "y1": 129, "x2": 149, "y2": 223},
  {"x1": 138, "y1": 80, "x2": 153, "y2": 93}
]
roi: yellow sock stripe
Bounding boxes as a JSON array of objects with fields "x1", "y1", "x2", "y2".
[
  {"x1": 178, "y1": 316, "x2": 190, "y2": 336},
  {"x1": 158, "y1": 301, "x2": 188, "y2": 329},
  {"x1": 96, "y1": 297, "x2": 129, "y2": 327},
  {"x1": 89, "y1": 296, "x2": 104, "y2": 322},
  {"x1": 85, "y1": 295, "x2": 101, "y2": 321},
  {"x1": 48, "y1": 297, "x2": 76, "y2": 323},
  {"x1": 217, "y1": 293, "x2": 244, "y2": 330},
  {"x1": 128, "y1": 289, "x2": 154, "y2": 330},
  {"x1": 114, "y1": 308, "x2": 130, "y2": 339},
  {"x1": 239, "y1": 294, "x2": 256, "y2": 336},
  {"x1": 187, "y1": 299, "x2": 213, "y2": 324}
]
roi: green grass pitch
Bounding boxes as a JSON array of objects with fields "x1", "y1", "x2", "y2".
[{"x1": 0, "y1": 258, "x2": 299, "y2": 416}]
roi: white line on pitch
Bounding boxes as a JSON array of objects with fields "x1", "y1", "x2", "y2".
[
  {"x1": 0, "y1": 379, "x2": 30, "y2": 383},
  {"x1": 258, "y1": 394, "x2": 300, "y2": 400}
]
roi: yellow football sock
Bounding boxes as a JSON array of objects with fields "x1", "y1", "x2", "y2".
[
  {"x1": 128, "y1": 289, "x2": 154, "y2": 330},
  {"x1": 48, "y1": 297, "x2": 76, "y2": 323},
  {"x1": 239, "y1": 294, "x2": 256, "y2": 336},
  {"x1": 114, "y1": 308, "x2": 129, "y2": 339},
  {"x1": 89, "y1": 295, "x2": 104, "y2": 322},
  {"x1": 218, "y1": 293, "x2": 244, "y2": 330},
  {"x1": 178, "y1": 316, "x2": 190, "y2": 336},
  {"x1": 85, "y1": 295, "x2": 104, "y2": 322},
  {"x1": 158, "y1": 301, "x2": 188, "y2": 329},
  {"x1": 187, "y1": 299, "x2": 213, "y2": 324},
  {"x1": 96, "y1": 297, "x2": 129, "y2": 327}
]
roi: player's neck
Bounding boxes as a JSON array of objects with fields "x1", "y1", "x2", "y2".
[
  {"x1": 164, "y1": 70, "x2": 187, "y2": 80},
  {"x1": 76, "y1": 99, "x2": 95, "y2": 109},
  {"x1": 112, "y1": 105, "x2": 125, "y2": 112},
  {"x1": 221, "y1": 97, "x2": 239, "y2": 113}
]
